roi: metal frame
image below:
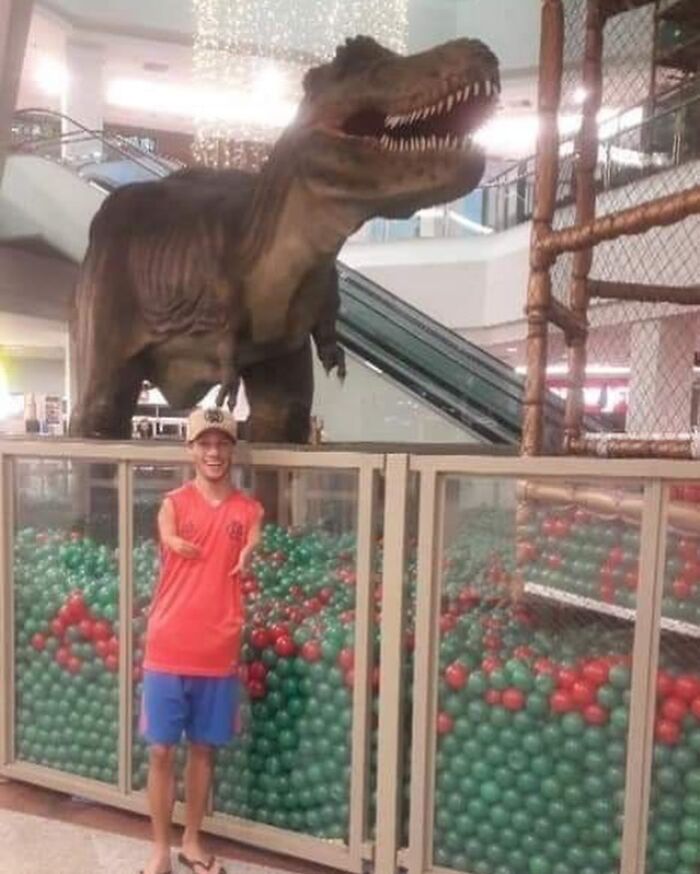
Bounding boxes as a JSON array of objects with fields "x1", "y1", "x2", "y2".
[
  {"x1": 404, "y1": 453, "x2": 700, "y2": 874},
  {"x1": 0, "y1": 439, "x2": 382, "y2": 872},
  {"x1": 3, "y1": 441, "x2": 700, "y2": 873},
  {"x1": 374, "y1": 455, "x2": 410, "y2": 874},
  {"x1": 0, "y1": 453, "x2": 14, "y2": 767},
  {"x1": 620, "y1": 481, "x2": 668, "y2": 874}
]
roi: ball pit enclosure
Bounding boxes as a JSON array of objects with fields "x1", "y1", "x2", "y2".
[{"x1": 2, "y1": 441, "x2": 700, "y2": 874}]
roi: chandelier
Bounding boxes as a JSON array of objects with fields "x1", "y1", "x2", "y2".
[{"x1": 192, "y1": 0, "x2": 408, "y2": 169}]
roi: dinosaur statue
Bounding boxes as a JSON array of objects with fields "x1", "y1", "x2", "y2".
[{"x1": 70, "y1": 35, "x2": 500, "y2": 442}]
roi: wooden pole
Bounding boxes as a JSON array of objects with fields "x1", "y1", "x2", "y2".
[
  {"x1": 568, "y1": 433, "x2": 700, "y2": 459},
  {"x1": 563, "y1": 0, "x2": 605, "y2": 451},
  {"x1": 538, "y1": 184, "x2": 700, "y2": 257},
  {"x1": 517, "y1": 477, "x2": 700, "y2": 534},
  {"x1": 522, "y1": 0, "x2": 565, "y2": 456},
  {"x1": 590, "y1": 279, "x2": 700, "y2": 304},
  {"x1": 549, "y1": 298, "x2": 588, "y2": 339},
  {"x1": 601, "y1": 0, "x2": 655, "y2": 17}
]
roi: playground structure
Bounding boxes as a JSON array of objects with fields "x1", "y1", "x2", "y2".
[{"x1": 523, "y1": 0, "x2": 700, "y2": 457}]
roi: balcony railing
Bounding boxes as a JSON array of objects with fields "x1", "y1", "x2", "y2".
[{"x1": 351, "y1": 82, "x2": 700, "y2": 243}]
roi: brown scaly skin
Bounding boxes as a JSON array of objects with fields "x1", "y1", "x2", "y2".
[{"x1": 69, "y1": 35, "x2": 500, "y2": 441}]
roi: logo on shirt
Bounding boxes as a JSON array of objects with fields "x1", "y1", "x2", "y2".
[{"x1": 226, "y1": 520, "x2": 245, "y2": 542}]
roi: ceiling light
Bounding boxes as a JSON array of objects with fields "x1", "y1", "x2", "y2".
[
  {"x1": 106, "y1": 77, "x2": 297, "y2": 128},
  {"x1": 34, "y1": 55, "x2": 69, "y2": 97}
]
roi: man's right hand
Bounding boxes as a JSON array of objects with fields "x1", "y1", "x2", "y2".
[{"x1": 164, "y1": 536, "x2": 201, "y2": 559}]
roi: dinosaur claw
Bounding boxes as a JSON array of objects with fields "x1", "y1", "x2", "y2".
[{"x1": 216, "y1": 374, "x2": 240, "y2": 411}]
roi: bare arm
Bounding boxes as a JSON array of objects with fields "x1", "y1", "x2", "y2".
[
  {"x1": 158, "y1": 496, "x2": 200, "y2": 559},
  {"x1": 231, "y1": 510, "x2": 263, "y2": 576}
]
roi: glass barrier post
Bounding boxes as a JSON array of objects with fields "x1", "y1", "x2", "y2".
[
  {"x1": 118, "y1": 461, "x2": 134, "y2": 794},
  {"x1": 375, "y1": 455, "x2": 410, "y2": 874},
  {"x1": 620, "y1": 481, "x2": 667, "y2": 874},
  {"x1": 348, "y1": 462, "x2": 380, "y2": 869},
  {"x1": 405, "y1": 466, "x2": 440, "y2": 874},
  {"x1": 0, "y1": 455, "x2": 14, "y2": 767}
]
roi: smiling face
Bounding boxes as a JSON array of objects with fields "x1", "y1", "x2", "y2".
[
  {"x1": 288, "y1": 35, "x2": 500, "y2": 218},
  {"x1": 188, "y1": 430, "x2": 235, "y2": 483}
]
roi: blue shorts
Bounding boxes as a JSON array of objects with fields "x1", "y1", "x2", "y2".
[{"x1": 140, "y1": 671, "x2": 242, "y2": 747}]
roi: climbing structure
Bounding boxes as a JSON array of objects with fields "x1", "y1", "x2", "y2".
[{"x1": 523, "y1": 0, "x2": 700, "y2": 457}]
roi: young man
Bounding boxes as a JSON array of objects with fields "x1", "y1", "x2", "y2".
[{"x1": 140, "y1": 407, "x2": 263, "y2": 874}]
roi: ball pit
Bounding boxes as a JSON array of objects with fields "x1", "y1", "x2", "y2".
[{"x1": 12, "y1": 504, "x2": 700, "y2": 872}]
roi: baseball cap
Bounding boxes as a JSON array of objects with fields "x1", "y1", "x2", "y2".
[{"x1": 186, "y1": 407, "x2": 237, "y2": 443}]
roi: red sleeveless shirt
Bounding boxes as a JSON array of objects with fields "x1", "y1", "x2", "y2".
[{"x1": 144, "y1": 482, "x2": 263, "y2": 677}]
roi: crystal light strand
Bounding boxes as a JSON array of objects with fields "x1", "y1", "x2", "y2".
[{"x1": 192, "y1": 0, "x2": 408, "y2": 170}]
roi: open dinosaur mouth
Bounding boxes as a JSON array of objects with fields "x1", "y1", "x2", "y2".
[{"x1": 340, "y1": 76, "x2": 500, "y2": 153}]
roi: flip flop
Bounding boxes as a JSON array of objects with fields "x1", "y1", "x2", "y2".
[{"x1": 177, "y1": 853, "x2": 226, "y2": 874}]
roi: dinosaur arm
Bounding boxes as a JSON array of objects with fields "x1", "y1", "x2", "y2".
[{"x1": 310, "y1": 264, "x2": 346, "y2": 379}]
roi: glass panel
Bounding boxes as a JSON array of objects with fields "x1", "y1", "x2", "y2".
[
  {"x1": 432, "y1": 476, "x2": 641, "y2": 874},
  {"x1": 131, "y1": 463, "x2": 190, "y2": 798},
  {"x1": 14, "y1": 458, "x2": 119, "y2": 784},
  {"x1": 646, "y1": 481, "x2": 700, "y2": 874},
  {"x1": 212, "y1": 466, "x2": 359, "y2": 840}
]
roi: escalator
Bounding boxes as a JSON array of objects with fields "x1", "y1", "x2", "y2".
[
  {"x1": 337, "y1": 264, "x2": 570, "y2": 446},
  {"x1": 2, "y1": 109, "x2": 579, "y2": 445}
]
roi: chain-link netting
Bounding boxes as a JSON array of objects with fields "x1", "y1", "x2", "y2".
[
  {"x1": 544, "y1": 1, "x2": 700, "y2": 442},
  {"x1": 602, "y1": 5, "x2": 656, "y2": 110}
]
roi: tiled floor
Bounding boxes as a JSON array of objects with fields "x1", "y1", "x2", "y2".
[{"x1": 0, "y1": 780, "x2": 340, "y2": 874}]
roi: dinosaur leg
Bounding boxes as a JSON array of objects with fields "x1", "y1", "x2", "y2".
[
  {"x1": 215, "y1": 335, "x2": 239, "y2": 411},
  {"x1": 70, "y1": 354, "x2": 146, "y2": 439},
  {"x1": 242, "y1": 340, "x2": 313, "y2": 443}
]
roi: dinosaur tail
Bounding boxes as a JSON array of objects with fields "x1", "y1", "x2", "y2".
[{"x1": 68, "y1": 244, "x2": 107, "y2": 434}]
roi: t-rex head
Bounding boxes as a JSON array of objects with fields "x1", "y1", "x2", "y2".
[{"x1": 287, "y1": 35, "x2": 500, "y2": 219}]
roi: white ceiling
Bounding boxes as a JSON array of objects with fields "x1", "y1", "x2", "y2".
[
  {"x1": 17, "y1": 1, "x2": 541, "y2": 149},
  {"x1": 40, "y1": 0, "x2": 194, "y2": 42}
]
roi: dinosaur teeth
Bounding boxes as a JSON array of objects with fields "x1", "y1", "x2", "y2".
[
  {"x1": 446, "y1": 94, "x2": 454, "y2": 112},
  {"x1": 473, "y1": 81, "x2": 481, "y2": 97},
  {"x1": 484, "y1": 80, "x2": 492, "y2": 97}
]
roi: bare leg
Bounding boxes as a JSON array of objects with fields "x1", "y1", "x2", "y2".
[
  {"x1": 181, "y1": 743, "x2": 216, "y2": 865},
  {"x1": 144, "y1": 744, "x2": 176, "y2": 874}
]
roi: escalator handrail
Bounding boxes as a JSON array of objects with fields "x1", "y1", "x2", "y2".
[
  {"x1": 338, "y1": 264, "x2": 601, "y2": 434},
  {"x1": 338, "y1": 263, "x2": 538, "y2": 408},
  {"x1": 337, "y1": 303, "x2": 526, "y2": 432},
  {"x1": 337, "y1": 320, "x2": 519, "y2": 444},
  {"x1": 12, "y1": 108, "x2": 180, "y2": 179}
]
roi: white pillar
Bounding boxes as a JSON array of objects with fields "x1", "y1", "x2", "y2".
[
  {"x1": 627, "y1": 315, "x2": 697, "y2": 434},
  {"x1": 61, "y1": 38, "x2": 104, "y2": 163},
  {"x1": 0, "y1": 0, "x2": 34, "y2": 182}
]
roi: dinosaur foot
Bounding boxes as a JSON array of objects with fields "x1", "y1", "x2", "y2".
[{"x1": 215, "y1": 376, "x2": 240, "y2": 411}]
